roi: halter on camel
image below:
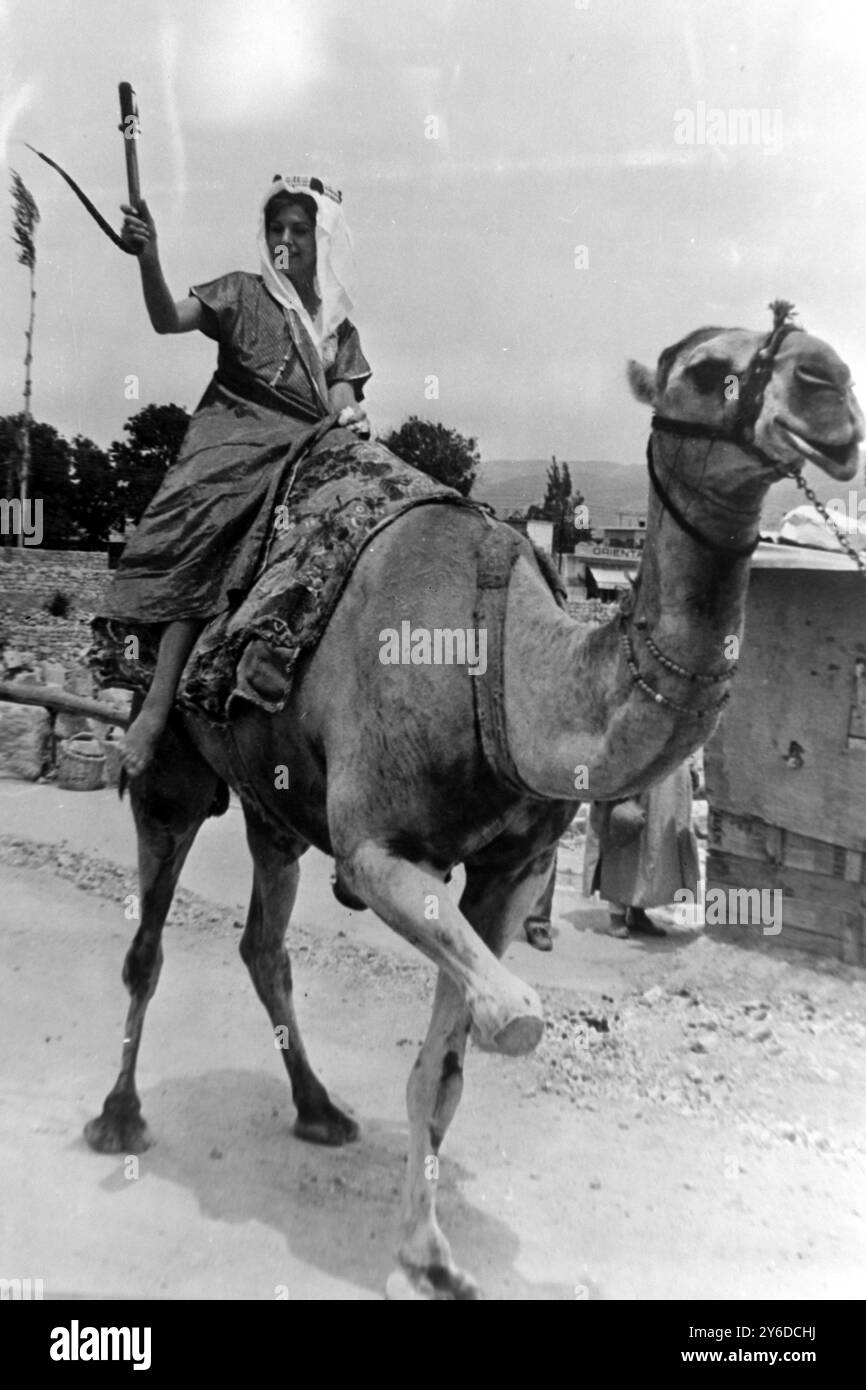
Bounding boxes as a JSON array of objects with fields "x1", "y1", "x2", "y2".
[
  {"x1": 619, "y1": 300, "x2": 864, "y2": 724},
  {"x1": 648, "y1": 298, "x2": 803, "y2": 560}
]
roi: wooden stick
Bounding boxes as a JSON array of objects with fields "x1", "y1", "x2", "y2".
[
  {"x1": 0, "y1": 681, "x2": 131, "y2": 729},
  {"x1": 118, "y1": 82, "x2": 141, "y2": 207}
]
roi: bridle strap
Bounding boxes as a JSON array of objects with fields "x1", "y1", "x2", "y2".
[
  {"x1": 651, "y1": 301, "x2": 804, "y2": 472},
  {"x1": 645, "y1": 435, "x2": 760, "y2": 559},
  {"x1": 650, "y1": 413, "x2": 791, "y2": 474}
]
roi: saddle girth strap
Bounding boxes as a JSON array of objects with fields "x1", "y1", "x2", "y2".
[{"x1": 473, "y1": 524, "x2": 548, "y2": 800}]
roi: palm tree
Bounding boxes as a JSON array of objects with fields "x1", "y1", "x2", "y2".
[{"x1": 10, "y1": 171, "x2": 40, "y2": 547}]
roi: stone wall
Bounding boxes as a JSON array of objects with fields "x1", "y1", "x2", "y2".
[
  {"x1": 565, "y1": 597, "x2": 612, "y2": 626},
  {"x1": 0, "y1": 549, "x2": 110, "y2": 666}
]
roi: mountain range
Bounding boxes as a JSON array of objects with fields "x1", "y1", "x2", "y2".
[{"x1": 473, "y1": 456, "x2": 859, "y2": 531}]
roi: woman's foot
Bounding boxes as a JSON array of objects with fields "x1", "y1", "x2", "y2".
[
  {"x1": 607, "y1": 912, "x2": 630, "y2": 940},
  {"x1": 121, "y1": 707, "x2": 167, "y2": 777},
  {"x1": 625, "y1": 907, "x2": 667, "y2": 937}
]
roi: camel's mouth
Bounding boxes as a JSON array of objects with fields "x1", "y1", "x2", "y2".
[{"x1": 774, "y1": 420, "x2": 860, "y2": 480}]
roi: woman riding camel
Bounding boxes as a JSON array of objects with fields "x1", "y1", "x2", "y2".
[{"x1": 104, "y1": 175, "x2": 371, "y2": 775}]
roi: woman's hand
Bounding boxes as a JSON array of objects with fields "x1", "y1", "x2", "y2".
[
  {"x1": 119, "y1": 200, "x2": 158, "y2": 260},
  {"x1": 337, "y1": 403, "x2": 371, "y2": 439}
]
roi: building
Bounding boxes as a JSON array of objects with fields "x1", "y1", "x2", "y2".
[{"x1": 567, "y1": 517, "x2": 645, "y2": 600}]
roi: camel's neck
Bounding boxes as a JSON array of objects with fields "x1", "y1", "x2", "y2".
[{"x1": 505, "y1": 431, "x2": 774, "y2": 801}]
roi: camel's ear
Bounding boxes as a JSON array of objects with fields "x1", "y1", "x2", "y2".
[{"x1": 627, "y1": 359, "x2": 657, "y2": 406}]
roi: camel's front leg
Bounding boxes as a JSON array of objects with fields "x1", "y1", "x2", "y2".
[
  {"x1": 386, "y1": 840, "x2": 563, "y2": 1301},
  {"x1": 339, "y1": 841, "x2": 543, "y2": 1056},
  {"x1": 385, "y1": 971, "x2": 477, "y2": 1301}
]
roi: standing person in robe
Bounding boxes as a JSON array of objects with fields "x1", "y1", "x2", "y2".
[{"x1": 583, "y1": 762, "x2": 700, "y2": 938}]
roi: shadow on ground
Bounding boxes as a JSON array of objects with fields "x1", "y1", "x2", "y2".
[{"x1": 82, "y1": 1068, "x2": 575, "y2": 1300}]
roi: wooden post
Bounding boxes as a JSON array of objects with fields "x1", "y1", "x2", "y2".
[
  {"x1": 0, "y1": 681, "x2": 131, "y2": 729},
  {"x1": 18, "y1": 260, "x2": 35, "y2": 548}
]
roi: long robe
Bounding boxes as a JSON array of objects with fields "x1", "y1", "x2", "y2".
[
  {"x1": 102, "y1": 271, "x2": 371, "y2": 625},
  {"x1": 583, "y1": 764, "x2": 700, "y2": 908}
]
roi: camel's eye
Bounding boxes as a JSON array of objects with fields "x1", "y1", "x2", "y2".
[
  {"x1": 686, "y1": 358, "x2": 732, "y2": 394},
  {"x1": 795, "y1": 364, "x2": 841, "y2": 391}
]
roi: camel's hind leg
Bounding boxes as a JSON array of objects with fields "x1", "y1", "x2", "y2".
[
  {"x1": 387, "y1": 843, "x2": 560, "y2": 1301},
  {"x1": 84, "y1": 712, "x2": 219, "y2": 1154},
  {"x1": 241, "y1": 810, "x2": 358, "y2": 1146}
]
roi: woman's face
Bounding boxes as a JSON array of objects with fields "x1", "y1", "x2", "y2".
[{"x1": 266, "y1": 200, "x2": 316, "y2": 284}]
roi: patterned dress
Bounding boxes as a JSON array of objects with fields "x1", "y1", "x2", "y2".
[{"x1": 101, "y1": 271, "x2": 371, "y2": 624}]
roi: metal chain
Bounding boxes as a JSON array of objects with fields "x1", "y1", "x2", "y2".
[{"x1": 784, "y1": 466, "x2": 866, "y2": 580}]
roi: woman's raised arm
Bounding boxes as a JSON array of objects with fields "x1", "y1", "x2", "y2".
[{"x1": 119, "y1": 200, "x2": 203, "y2": 335}]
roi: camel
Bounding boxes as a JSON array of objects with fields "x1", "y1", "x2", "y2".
[{"x1": 83, "y1": 305, "x2": 862, "y2": 1299}]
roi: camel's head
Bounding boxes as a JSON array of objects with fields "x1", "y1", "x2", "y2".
[{"x1": 628, "y1": 305, "x2": 863, "y2": 482}]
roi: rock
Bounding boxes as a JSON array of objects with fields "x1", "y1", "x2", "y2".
[
  {"x1": 750, "y1": 1026, "x2": 773, "y2": 1043},
  {"x1": 0, "y1": 701, "x2": 51, "y2": 780},
  {"x1": 642, "y1": 985, "x2": 664, "y2": 1005},
  {"x1": 54, "y1": 710, "x2": 90, "y2": 739},
  {"x1": 64, "y1": 665, "x2": 94, "y2": 698},
  {"x1": 98, "y1": 687, "x2": 133, "y2": 716},
  {"x1": 42, "y1": 661, "x2": 65, "y2": 687}
]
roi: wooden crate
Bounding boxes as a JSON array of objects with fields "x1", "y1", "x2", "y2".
[
  {"x1": 704, "y1": 546, "x2": 866, "y2": 964},
  {"x1": 706, "y1": 813, "x2": 865, "y2": 964}
]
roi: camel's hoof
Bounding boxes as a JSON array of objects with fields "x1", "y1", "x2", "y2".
[
  {"x1": 491, "y1": 1012, "x2": 544, "y2": 1056},
  {"x1": 471, "y1": 1010, "x2": 544, "y2": 1056},
  {"x1": 385, "y1": 1264, "x2": 481, "y2": 1301},
  {"x1": 294, "y1": 1102, "x2": 359, "y2": 1147},
  {"x1": 470, "y1": 978, "x2": 544, "y2": 1057},
  {"x1": 84, "y1": 1107, "x2": 152, "y2": 1155}
]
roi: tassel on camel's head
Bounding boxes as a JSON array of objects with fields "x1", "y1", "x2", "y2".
[{"x1": 768, "y1": 298, "x2": 798, "y2": 330}]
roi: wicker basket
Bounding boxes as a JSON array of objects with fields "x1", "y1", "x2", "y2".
[{"x1": 57, "y1": 732, "x2": 106, "y2": 791}]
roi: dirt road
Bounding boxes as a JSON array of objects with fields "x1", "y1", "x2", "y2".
[{"x1": 1, "y1": 787, "x2": 864, "y2": 1300}]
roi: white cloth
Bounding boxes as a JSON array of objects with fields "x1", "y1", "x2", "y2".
[
  {"x1": 778, "y1": 504, "x2": 865, "y2": 552},
  {"x1": 257, "y1": 175, "x2": 356, "y2": 371}
]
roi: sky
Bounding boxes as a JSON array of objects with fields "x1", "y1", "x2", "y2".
[{"x1": 2, "y1": 0, "x2": 866, "y2": 481}]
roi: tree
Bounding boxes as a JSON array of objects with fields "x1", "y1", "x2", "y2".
[
  {"x1": 526, "y1": 457, "x2": 591, "y2": 553},
  {"x1": 379, "y1": 416, "x2": 479, "y2": 497},
  {"x1": 68, "y1": 435, "x2": 118, "y2": 547},
  {"x1": 0, "y1": 413, "x2": 77, "y2": 547},
  {"x1": 110, "y1": 403, "x2": 191, "y2": 527},
  {"x1": 10, "y1": 170, "x2": 40, "y2": 544}
]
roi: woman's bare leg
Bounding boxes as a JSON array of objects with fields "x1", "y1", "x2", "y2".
[{"x1": 123, "y1": 620, "x2": 204, "y2": 776}]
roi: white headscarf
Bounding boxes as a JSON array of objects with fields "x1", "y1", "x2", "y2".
[{"x1": 257, "y1": 175, "x2": 356, "y2": 370}]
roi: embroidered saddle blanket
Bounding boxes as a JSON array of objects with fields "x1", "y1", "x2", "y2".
[{"x1": 90, "y1": 436, "x2": 484, "y2": 722}]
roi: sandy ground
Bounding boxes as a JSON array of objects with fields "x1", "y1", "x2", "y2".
[{"x1": 1, "y1": 783, "x2": 864, "y2": 1301}]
